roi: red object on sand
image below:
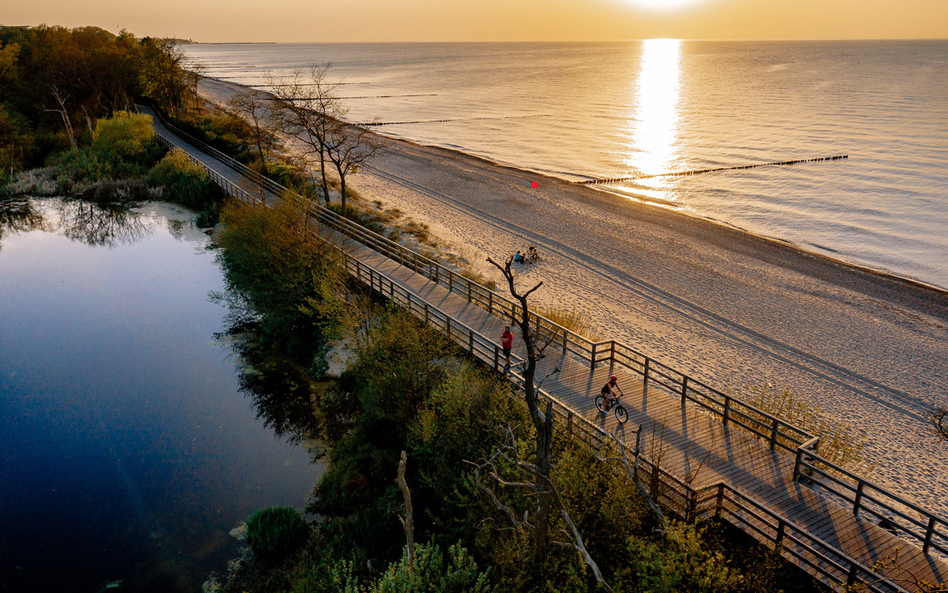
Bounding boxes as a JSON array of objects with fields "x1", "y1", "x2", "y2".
[{"x1": 531, "y1": 181, "x2": 539, "y2": 188}]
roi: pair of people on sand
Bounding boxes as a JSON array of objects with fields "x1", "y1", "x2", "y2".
[{"x1": 513, "y1": 246, "x2": 539, "y2": 265}]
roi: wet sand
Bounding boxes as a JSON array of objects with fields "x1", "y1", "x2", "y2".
[{"x1": 198, "y1": 77, "x2": 948, "y2": 517}]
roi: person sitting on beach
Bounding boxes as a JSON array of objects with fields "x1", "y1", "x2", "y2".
[
  {"x1": 527, "y1": 245, "x2": 539, "y2": 263},
  {"x1": 600, "y1": 375, "x2": 624, "y2": 411},
  {"x1": 513, "y1": 250, "x2": 524, "y2": 264}
]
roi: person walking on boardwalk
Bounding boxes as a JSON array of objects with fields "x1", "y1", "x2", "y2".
[
  {"x1": 600, "y1": 375, "x2": 624, "y2": 411},
  {"x1": 501, "y1": 324, "x2": 514, "y2": 371}
]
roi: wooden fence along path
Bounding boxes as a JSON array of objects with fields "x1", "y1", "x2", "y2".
[{"x1": 143, "y1": 107, "x2": 947, "y2": 592}]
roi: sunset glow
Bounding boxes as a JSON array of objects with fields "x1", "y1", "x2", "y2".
[{"x1": 2, "y1": 0, "x2": 945, "y2": 41}]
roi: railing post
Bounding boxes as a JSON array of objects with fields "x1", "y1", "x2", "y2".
[
  {"x1": 723, "y1": 396, "x2": 731, "y2": 427},
  {"x1": 469, "y1": 329, "x2": 474, "y2": 353},
  {"x1": 448, "y1": 271, "x2": 453, "y2": 294},
  {"x1": 567, "y1": 411, "x2": 573, "y2": 437},
  {"x1": 425, "y1": 302, "x2": 429, "y2": 324},
  {"x1": 488, "y1": 292, "x2": 493, "y2": 314},
  {"x1": 769, "y1": 418, "x2": 779, "y2": 451},
  {"x1": 775, "y1": 519, "x2": 786, "y2": 550},
  {"x1": 687, "y1": 490, "x2": 698, "y2": 523},
  {"x1": 590, "y1": 343, "x2": 597, "y2": 370},
  {"x1": 681, "y1": 376, "x2": 689, "y2": 408},
  {"x1": 715, "y1": 484, "x2": 725, "y2": 518},
  {"x1": 494, "y1": 345, "x2": 499, "y2": 370},
  {"x1": 643, "y1": 358, "x2": 649, "y2": 386},
  {"x1": 846, "y1": 563, "x2": 859, "y2": 589},
  {"x1": 445, "y1": 316, "x2": 451, "y2": 337},
  {"x1": 467, "y1": 281, "x2": 472, "y2": 303},
  {"x1": 793, "y1": 447, "x2": 803, "y2": 481},
  {"x1": 923, "y1": 517, "x2": 936, "y2": 554},
  {"x1": 853, "y1": 481, "x2": 865, "y2": 517}
]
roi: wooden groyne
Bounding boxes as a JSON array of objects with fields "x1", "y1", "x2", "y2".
[{"x1": 577, "y1": 154, "x2": 849, "y2": 186}]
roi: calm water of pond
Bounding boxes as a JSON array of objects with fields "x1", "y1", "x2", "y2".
[{"x1": 0, "y1": 199, "x2": 323, "y2": 593}]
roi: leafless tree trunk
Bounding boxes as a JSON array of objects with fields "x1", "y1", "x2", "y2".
[
  {"x1": 395, "y1": 450, "x2": 415, "y2": 567},
  {"x1": 324, "y1": 113, "x2": 378, "y2": 216},
  {"x1": 486, "y1": 255, "x2": 554, "y2": 561},
  {"x1": 45, "y1": 85, "x2": 77, "y2": 150}
]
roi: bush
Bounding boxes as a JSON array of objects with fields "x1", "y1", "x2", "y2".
[
  {"x1": 614, "y1": 522, "x2": 743, "y2": 593},
  {"x1": 92, "y1": 111, "x2": 164, "y2": 175},
  {"x1": 246, "y1": 506, "x2": 309, "y2": 559},
  {"x1": 146, "y1": 148, "x2": 223, "y2": 211},
  {"x1": 375, "y1": 543, "x2": 494, "y2": 593}
]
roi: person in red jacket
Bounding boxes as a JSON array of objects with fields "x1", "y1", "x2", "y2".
[{"x1": 501, "y1": 324, "x2": 513, "y2": 371}]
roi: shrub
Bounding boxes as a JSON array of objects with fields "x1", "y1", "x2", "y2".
[
  {"x1": 245, "y1": 506, "x2": 309, "y2": 559},
  {"x1": 615, "y1": 522, "x2": 743, "y2": 593},
  {"x1": 92, "y1": 111, "x2": 164, "y2": 175},
  {"x1": 146, "y1": 148, "x2": 223, "y2": 211},
  {"x1": 375, "y1": 543, "x2": 494, "y2": 593}
]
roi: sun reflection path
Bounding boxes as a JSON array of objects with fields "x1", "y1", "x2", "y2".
[{"x1": 624, "y1": 39, "x2": 683, "y2": 200}]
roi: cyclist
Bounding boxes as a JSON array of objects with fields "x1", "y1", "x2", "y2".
[{"x1": 600, "y1": 375, "x2": 624, "y2": 411}]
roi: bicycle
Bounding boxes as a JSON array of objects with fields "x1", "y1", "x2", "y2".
[{"x1": 595, "y1": 394, "x2": 629, "y2": 423}]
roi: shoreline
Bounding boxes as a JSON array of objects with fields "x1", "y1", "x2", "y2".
[
  {"x1": 217, "y1": 76, "x2": 947, "y2": 299},
  {"x1": 197, "y1": 75, "x2": 948, "y2": 517}
]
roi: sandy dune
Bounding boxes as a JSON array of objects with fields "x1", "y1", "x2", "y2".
[{"x1": 198, "y1": 77, "x2": 948, "y2": 518}]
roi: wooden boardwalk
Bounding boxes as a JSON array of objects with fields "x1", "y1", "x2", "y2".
[{"x1": 146, "y1": 111, "x2": 947, "y2": 592}]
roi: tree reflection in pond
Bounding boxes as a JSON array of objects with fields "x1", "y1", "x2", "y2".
[
  {"x1": 216, "y1": 314, "x2": 326, "y2": 450},
  {"x1": 0, "y1": 198, "x2": 152, "y2": 247}
]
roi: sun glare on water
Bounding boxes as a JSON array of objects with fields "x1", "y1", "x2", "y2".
[{"x1": 624, "y1": 38, "x2": 683, "y2": 200}]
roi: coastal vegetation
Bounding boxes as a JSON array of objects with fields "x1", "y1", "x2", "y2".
[{"x1": 208, "y1": 194, "x2": 822, "y2": 593}]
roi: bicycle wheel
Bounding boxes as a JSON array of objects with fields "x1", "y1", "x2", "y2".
[
  {"x1": 615, "y1": 404, "x2": 629, "y2": 424},
  {"x1": 595, "y1": 395, "x2": 606, "y2": 413}
]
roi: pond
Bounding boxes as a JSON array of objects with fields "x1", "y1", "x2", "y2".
[{"x1": 0, "y1": 199, "x2": 323, "y2": 593}]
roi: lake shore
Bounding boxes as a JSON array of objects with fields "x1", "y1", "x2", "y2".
[{"x1": 197, "y1": 76, "x2": 948, "y2": 517}]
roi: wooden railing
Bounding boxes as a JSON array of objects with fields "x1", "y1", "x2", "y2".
[
  {"x1": 795, "y1": 444, "x2": 948, "y2": 557},
  {"x1": 694, "y1": 482, "x2": 906, "y2": 593},
  {"x1": 151, "y1": 116, "x2": 945, "y2": 591}
]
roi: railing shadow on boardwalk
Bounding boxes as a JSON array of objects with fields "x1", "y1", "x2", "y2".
[{"x1": 145, "y1": 107, "x2": 947, "y2": 592}]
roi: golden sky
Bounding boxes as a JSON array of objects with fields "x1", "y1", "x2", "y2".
[{"x1": 3, "y1": 0, "x2": 947, "y2": 42}]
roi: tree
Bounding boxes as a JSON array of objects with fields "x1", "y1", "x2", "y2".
[
  {"x1": 267, "y1": 65, "x2": 336, "y2": 205},
  {"x1": 323, "y1": 103, "x2": 378, "y2": 216},
  {"x1": 268, "y1": 64, "x2": 378, "y2": 214},
  {"x1": 228, "y1": 88, "x2": 276, "y2": 161},
  {"x1": 485, "y1": 255, "x2": 555, "y2": 560}
]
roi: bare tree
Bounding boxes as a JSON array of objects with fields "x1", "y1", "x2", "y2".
[
  {"x1": 470, "y1": 425, "x2": 612, "y2": 592},
  {"x1": 324, "y1": 108, "x2": 378, "y2": 216},
  {"x1": 486, "y1": 254, "x2": 554, "y2": 561},
  {"x1": 934, "y1": 407, "x2": 948, "y2": 443},
  {"x1": 228, "y1": 88, "x2": 275, "y2": 161},
  {"x1": 266, "y1": 65, "x2": 337, "y2": 206},
  {"x1": 45, "y1": 85, "x2": 77, "y2": 150},
  {"x1": 267, "y1": 64, "x2": 377, "y2": 215}
]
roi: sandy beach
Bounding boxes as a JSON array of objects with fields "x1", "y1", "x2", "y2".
[{"x1": 198, "y1": 77, "x2": 948, "y2": 517}]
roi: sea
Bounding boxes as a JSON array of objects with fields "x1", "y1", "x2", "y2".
[{"x1": 183, "y1": 40, "x2": 948, "y2": 290}]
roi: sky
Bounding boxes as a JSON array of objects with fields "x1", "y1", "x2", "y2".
[{"x1": 2, "y1": 0, "x2": 947, "y2": 42}]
